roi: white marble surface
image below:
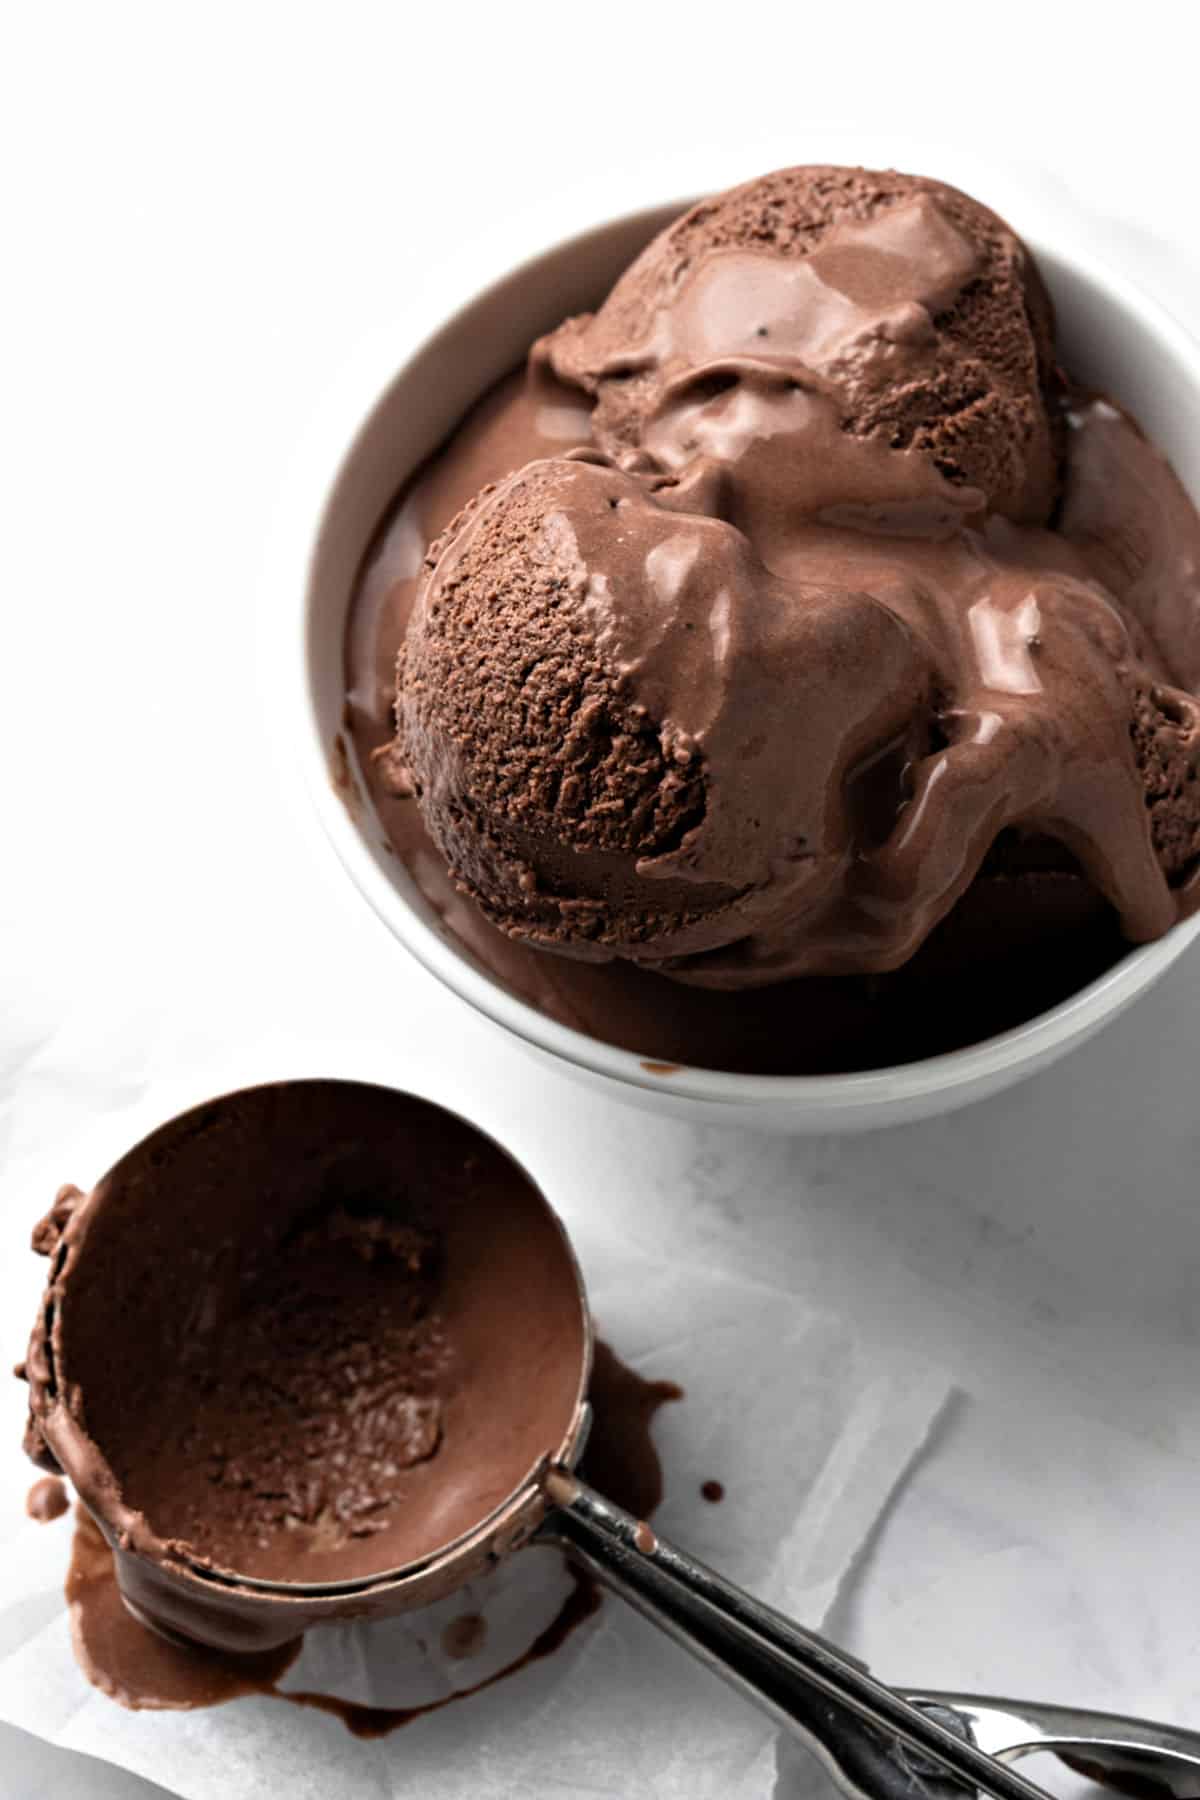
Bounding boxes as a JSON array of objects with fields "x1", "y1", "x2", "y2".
[{"x1": 5, "y1": 4, "x2": 1200, "y2": 1794}]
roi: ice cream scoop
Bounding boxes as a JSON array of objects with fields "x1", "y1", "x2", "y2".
[
  {"x1": 21, "y1": 1081, "x2": 590, "y2": 1646},
  {"x1": 396, "y1": 455, "x2": 942, "y2": 976},
  {"x1": 20, "y1": 1079, "x2": 1063, "y2": 1800},
  {"x1": 540, "y1": 166, "x2": 1062, "y2": 525}
]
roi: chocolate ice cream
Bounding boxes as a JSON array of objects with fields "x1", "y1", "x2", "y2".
[
  {"x1": 346, "y1": 163, "x2": 1200, "y2": 1071},
  {"x1": 541, "y1": 166, "x2": 1061, "y2": 524},
  {"x1": 395, "y1": 446, "x2": 1199, "y2": 984}
]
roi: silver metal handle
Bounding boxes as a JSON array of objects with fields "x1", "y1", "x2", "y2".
[
  {"x1": 541, "y1": 1470, "x2": 1051, "y2": 1800},
  {"x1": 909, "y1": 1691, "x2": 1200, "y2": 1798}
]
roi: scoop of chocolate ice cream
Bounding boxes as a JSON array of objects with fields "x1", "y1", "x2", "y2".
[
  {"x1": 394, "y1": 456, "x2": 940, "y2": 971},
  {"x1": 539, "y1": 165, "x2": 1061, "y2": 526}
]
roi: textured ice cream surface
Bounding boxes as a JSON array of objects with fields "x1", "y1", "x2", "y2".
[
  {"x1": 393, "y1": 464, "x2": 711, "y2": 933},
  {"x1": 1133, "y1": 684, "x2": 1200, "y2": 877},
  {"x1": 539, "y1": 165, "x2": 1062, "y2": 525},
  {"x1": 123, "y1": 1205, "x2": 450, "y2": 1562}
]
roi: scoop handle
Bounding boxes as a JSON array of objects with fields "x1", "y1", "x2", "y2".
[{"x1": 541, "y1": 1470, "x2": 1048, "y2": 1800}]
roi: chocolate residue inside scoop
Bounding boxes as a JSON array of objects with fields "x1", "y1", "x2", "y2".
[{"x1": 23, "y1": 1083, "x2": 588, "y2": 1589}]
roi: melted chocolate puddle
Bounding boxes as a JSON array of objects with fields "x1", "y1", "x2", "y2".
[
  {"x1": 440, "y1": 1611, "x2": 487, "y2": 1660},
  {"x1": 287, "y1": 1565, "x2": 602, "y2": 1738},
  {"x1": 67, "y1": 1506, "x2": 301, "y2": 1709},
  {"x1": 63, "y1": 1339, "x2": 681, "y2": 1733},
  {"x1": 581, "y1": 1339, "x2": 683, "y2": 1516}
]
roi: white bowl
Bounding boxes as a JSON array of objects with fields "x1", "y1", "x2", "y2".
[{"x1": 295, "y1": 197, "x2": 1200, "y2": 1131}]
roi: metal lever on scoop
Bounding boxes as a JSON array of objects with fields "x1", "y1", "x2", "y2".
[
  {"x1": 906, "y1": 1692, "x2": 1200, "y2": 1799},
  {"x1": 539, "y1": 1469, "x2": 1049, "y2": 1800}
]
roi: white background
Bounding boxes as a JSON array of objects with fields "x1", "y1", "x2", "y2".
[{"x1": 5, "y1": 4, "x2": 1200, "y2": 1795}]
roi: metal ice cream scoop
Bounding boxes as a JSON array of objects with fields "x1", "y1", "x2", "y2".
[
  {"x1": 23, "y1": 1082, "x2": 1200, "y2": 1800},
  {"x1": 539, "y1": 1463, "x2": 1200, "y2": 1800}
]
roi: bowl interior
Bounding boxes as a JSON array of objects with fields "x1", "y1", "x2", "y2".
[{"x1": 302, "y1": 200, "x2": 1200, "y2": 1115}]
